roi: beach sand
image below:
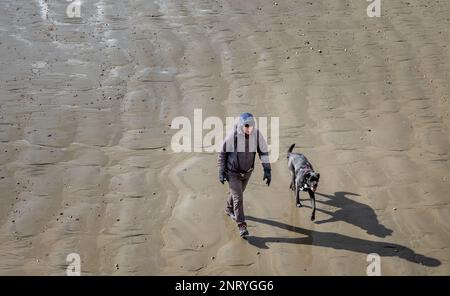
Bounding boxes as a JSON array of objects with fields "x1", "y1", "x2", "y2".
[{"x1": 0, "y1": 0, "x2": 449, "y2": 275}]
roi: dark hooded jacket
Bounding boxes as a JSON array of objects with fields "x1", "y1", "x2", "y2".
[{"x1": 217, "y1": 122, "x2": 271, "y2": 175}]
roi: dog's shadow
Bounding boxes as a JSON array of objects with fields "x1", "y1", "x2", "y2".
[
  {"x1": 300, "y1": 191, "x2": 393, "y2": 238},
  {"x1": 245, "y1": 215, "x2": 441, "y2": 267}
]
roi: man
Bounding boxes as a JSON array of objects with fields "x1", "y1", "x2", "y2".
[{"x1": 217, "y1": 112, "x2": 271, "y2": 237}]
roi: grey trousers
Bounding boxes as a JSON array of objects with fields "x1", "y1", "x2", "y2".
[{"x1": 226, "y1": 171, "x2": 252, "y2": 225}]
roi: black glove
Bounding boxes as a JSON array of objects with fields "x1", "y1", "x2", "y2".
[
  {"x1": 263, "y1": 168, "x2": 271, "y2": 186},
  {"x1": 219, "y1": 171, "x2": 228, "y2": 184}
]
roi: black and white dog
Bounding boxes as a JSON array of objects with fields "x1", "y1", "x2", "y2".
[{"x1": 287, "y1": 144, "x2": 320, "y2": 221}]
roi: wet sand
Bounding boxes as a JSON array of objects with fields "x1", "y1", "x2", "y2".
[{"x1": 0, "y1": 0, "x2": 449, "y2": 275}]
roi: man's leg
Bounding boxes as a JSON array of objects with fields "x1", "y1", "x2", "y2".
[
  {"x1": 227, "y1": 173, "x2": 245, "y2": 225},
  {"x1": 225, "y1": 173, "x2": 236, "y2": 216},
  {"x1": 233, "y1": 172, "x2": 252, "y2": 224},
  {"x1": 241, "y1": 172, "x2": 252, "y2": 192},
  {"x1": 225, "y1": 190, "x2": 234, "y2": 216}
]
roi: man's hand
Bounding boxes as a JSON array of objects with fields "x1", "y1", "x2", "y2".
[
  {"x1": 219, "y1": 171, "x2": 228, "y2": 184},
  {"x1": 263, "y1": 168, "x2": 271, "y2": 186}
]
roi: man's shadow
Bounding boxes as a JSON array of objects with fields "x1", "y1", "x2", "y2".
[
  {"x1": 245, "y1": 215, "x2": 441, "y2": 267},
  {"x1": 309, "y1": 191, "x2": 393, "y2": 238}
]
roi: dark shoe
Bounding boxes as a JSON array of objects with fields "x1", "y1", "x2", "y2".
[{"x1": 238, "y1": 223, "x2": 249, "y2": 237}]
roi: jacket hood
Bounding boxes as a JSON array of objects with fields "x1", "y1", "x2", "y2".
[{"x1": 236, "y1": 112, "x2": 255, "y2": 135}]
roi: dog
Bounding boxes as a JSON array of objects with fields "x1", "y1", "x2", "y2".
[{"x1": 287, "y1": 144, "x2": 320, "y2": 221}]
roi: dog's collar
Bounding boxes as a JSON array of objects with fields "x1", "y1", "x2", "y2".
[
  {"x1": 300, "y1": 165, "x2": 313, "y2": 180},
  {"x1": 299, "y1": 164, "x2": 313, "y2": 190},
  {"x1": 302, "y1": 163, "x2": 313, "y2": 171}
]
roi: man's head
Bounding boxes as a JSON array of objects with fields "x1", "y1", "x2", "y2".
[
  {"x1": 243, "y1": 123, "x2": 254, "y2": 135},
  {"x1": 238, "y1": 112, "x2": 255, "y2": 135}
]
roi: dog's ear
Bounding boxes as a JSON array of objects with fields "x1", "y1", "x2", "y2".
[
  {"x1": 316, "y1": 173, "x2": 320, "y2": 180},
  {"x1": 304, "y1": 172, "x2": 311, "y2": 180}
]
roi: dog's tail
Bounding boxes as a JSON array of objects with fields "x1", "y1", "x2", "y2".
[{"x1": 287, "y1": 143, "x2": 295, "y2": 158}]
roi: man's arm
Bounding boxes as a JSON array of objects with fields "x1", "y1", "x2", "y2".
[
  {"x1": 217, "y1": 146, "x2": 228, "y2": 176},
  {"x1": 217, "y1": 132, "x2": 233, "y2": 183},
  {"x1": 256, "y1": 129, "x2": 271, "y2": 170},
  {"x1": 257, "y1": 129, "x2": 271, "y2": 186}
]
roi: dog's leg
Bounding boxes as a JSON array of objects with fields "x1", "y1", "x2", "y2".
[
  {"x1": 296, "y1": 186, "x2": 302, "y2": 208},
  {"x1": 308, "y1": 190, "x2": 316, "y2": 221},
  {"x1": 290, "y1": 176, "x2": 295, "y2": 191},
  {"x1": 289, "y1": 165, "x2": 295, "y2": 191}
]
